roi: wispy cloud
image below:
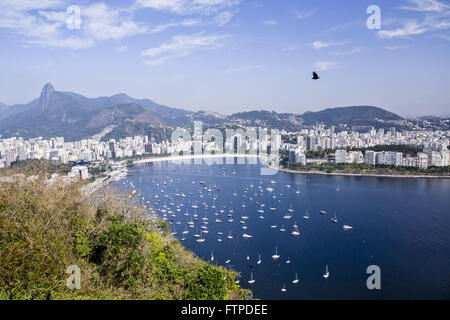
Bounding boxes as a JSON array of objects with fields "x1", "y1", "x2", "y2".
[
  {"x1": 134, "y1": 0, "x2": 241, "y2": 15},
  {"x1": 379, "y1": 0, "x2": 450, "y2": 39},
  {"x1": 385, "y1": 45, "x2": 410, "y2": 50},
  {"x1": 313, "y1": 61, "x2": 339, "y2": 71},
  {"x1": 378, "y1": 20, "x2": 450, "y2": 38},
  {"x1": 326, "y1": 19, "x2": 364, "y2": 33},
  {"x1": 399, "y1": 0, "x2": 450, "y2": 12},
  {"x1": 141, "y1": 32, "x2": 230, "y2": 66},
  {"x1": 214, "y1": 11, "x2": 234, "y2": 26},
  {"x1": 0, "y1": 1, "x2": 147, "y2": 49},
  {"x1": 331, "y1": 47, "x2": 363, "y2": 56},
  {"x1": 264, "y1": 19, "x2": 277, "y2": 26},
  {"x1": 149, "y1": 19, "x2": 200, "y2": 33},
  {"x1": 292, "y1": 9, "x2": 316, "y2": 19},
  {"x1": 310, "y1": 40, "x2": 349, "y2": 50},
  {"x1": 0, "y1": 0, "x2": 241, "y2": 50}
]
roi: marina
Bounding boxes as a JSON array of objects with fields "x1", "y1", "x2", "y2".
[{"x1": 112, "y1": 157, "x2": 450, "y2": 299}]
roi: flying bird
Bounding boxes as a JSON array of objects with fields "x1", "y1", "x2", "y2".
[{"x1": 312, "y1": 71, "x2": 320, "y2": 80}]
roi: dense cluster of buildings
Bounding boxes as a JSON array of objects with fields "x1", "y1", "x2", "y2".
[
  {"x1": 281, "y1": 125, "x2": 449, "y2": 168},
  {"x1": 334, "y1": 149, "x2": 448, "y2": 169},
  {"x1": 0, "y1": 135, "x2": 151, "y2": 168},
  {"x1": 0, "y1": 124, "x2": 448, "y2": 170}
]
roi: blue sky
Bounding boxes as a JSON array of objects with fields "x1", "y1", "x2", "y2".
[{"x1": 0, "y1": 0, "x2": 449, "y2": 117}]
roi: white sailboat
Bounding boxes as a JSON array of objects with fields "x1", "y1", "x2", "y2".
[
  {"x1": 196, "y1": 232, "x2": 205, "y2": 243},
  {"x1": 272, "y1": 246, "x2": 280, "y2": 260},
  {"x1": 283, "y1": 212, "x2": 293, "y2": 219},
  {"x1": 281, "y1": 284, "x2": 286, "y2": 292},
  {"x1": 257, "y1": 254, "x2": 262, "y2": 264},
  {"x1": 343, "y1": 225, "x2": 353, "y2": 230},
  {"x1": 227, "y1": 231, "x2": 233, "y2": 239},
  {"x1": 248, "y1": 272, "x2": 255, "y2": 284},
  {"x1": 303, "y1": 209, "x2": 310, "y2": 220},
  {"x1": 210, "y1": 251, "x2": 214, "y2": 262},
  {"x1": 331, "y1": 213, "x2": 338, "y2": 223},
  {"x1": 323, "y1": 265, "x2": 329, "y2": 279},
  {"x1": 292, "y1": 273, "x2": 299, "y2": 284}
]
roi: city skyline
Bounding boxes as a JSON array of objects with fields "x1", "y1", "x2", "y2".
[{"x1": 1, "y1": 0, "x2": 450, "y2": 117}]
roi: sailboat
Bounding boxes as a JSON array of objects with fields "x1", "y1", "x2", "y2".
[
  {"x1": 248, "y1": 272, "x2": 255, "y2": 284},
  {"x1": 303, "y1": 209, "x2": 310, "y2": 220},
  {"x1": 246, "y1": 254, "x2": 250, "y2": 261},
  {"x1": 272, "y1": 246, "x2": 280, "y2": 260},
  {"x1": 196, "y1": 232, "x2": 205, "y2": 243},
  {"x1": 283, "y1": 212, "x2": 293, "y2": 219},
  {"x1": 288, "y1": 204, "x2": 294, "y2": 213},
  {"x1": 343, "y1": 225, "x2": 353, "y2": 230},
  {"x1": 227, "y1": 231, "x2": 233, "y2": 239},
  {"x1": 281, "y1": 284, "x2": 286, "y2": 292},
  {"x1": 291, "y1": 224, "x2": 300, "y2": 236},
  {"x1": 323, "y1": 265, "x2": 329, "y2": 279},
  {"x1": 292, "y1": 273, "x2": 299, "y2": 284},
  {"x1": 210, "y1": 251, "x2": 214, "y2": 262},
  {"x1": 257, "y1": 254, "x2": 262, "y2": 264},
  {"x1": 331, "y1": 213, "x2": 338, "y2": 223}
]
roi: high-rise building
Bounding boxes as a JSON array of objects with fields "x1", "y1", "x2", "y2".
[
  {"x1": 364, "y1": 150, "x2": 377, "y2": 165},
  {"x1": 144, "y1": 143, "x2": 153, "y2": 154},
  {"x1": 335, "y1": 149, "x2": 346, "y2": 163},
  {"x1": 417, "y1": 153, "x2": 428, "y2": 169}
]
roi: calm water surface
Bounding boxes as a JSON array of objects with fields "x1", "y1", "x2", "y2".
[{"x1": 112, "y1": 157, "x2": 450, "y2": 299}]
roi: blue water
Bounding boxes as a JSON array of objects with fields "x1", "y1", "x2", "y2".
[{"x1": 113, "y1": 157, "x2": 450, "y2": 299}]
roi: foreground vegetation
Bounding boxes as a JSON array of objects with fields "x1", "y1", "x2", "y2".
[
  {"x1": 0, "y1": 174, "x2": 250, "y2": 300},
  {"x1": 1, "y1": 159, "x2": 71, "y2": 178}
]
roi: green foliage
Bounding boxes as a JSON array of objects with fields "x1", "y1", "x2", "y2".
[
  {"x1": 185, "y1": 264, "x2": 228, "y2": 300},
  {"x1": 2, "y1": 159, "x2": 71, "y2": 177},
  {"x1": 0, "y1": 176, "x2": 249, "y2": 300}
]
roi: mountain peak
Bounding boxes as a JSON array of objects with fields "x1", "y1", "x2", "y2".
[{"x1": 39, "y1": 83, "x2": 55, "y2": 110}]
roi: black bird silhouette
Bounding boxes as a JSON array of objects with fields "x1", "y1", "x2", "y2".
[{"x1": 312, "y1": 71, "x2": 320, "y2": 80}]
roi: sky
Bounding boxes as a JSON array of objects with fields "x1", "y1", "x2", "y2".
[{"x1": 0, "y1": 0, "x2": 449, "y2": 117}]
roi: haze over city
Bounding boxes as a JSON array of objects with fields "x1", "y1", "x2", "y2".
[{"x1": 0, "y1": 0, "x2": 449, "y2": 117}]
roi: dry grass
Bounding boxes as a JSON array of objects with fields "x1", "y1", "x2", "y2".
[{"x1": 0, "y1": 174, "x2": 250, "y2": 300}]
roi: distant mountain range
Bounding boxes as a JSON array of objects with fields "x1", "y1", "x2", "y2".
[{"x1": 0, "y1": 83, "x2": 407, "y2": 141}]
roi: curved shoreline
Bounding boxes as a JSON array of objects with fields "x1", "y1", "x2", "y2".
[{"x1": 132, "y1": 154, "x2": 450, "y2": 179}]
